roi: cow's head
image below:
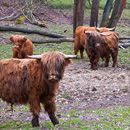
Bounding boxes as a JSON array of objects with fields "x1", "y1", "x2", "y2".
[
  {"x1": 84, "y1": 31, "x2": 112, "y2": 51},
  {"x1": 84, "y1": 31, "x2": 112, "y2": 42},
  {"x1": 28, "y1": 52, "x2": 77, "y2": 82},
  {"x1": 10, "y1": 35, "x2": 27, "y2": 50}
]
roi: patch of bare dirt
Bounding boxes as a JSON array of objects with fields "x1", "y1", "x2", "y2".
[
  {"x1": 0, "y1": 0, "x2": 72, "y2": 25},
  {"x1": 58, "y1": 61, "x2": 130, "y2": 110}
]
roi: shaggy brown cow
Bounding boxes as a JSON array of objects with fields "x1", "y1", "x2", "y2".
[
  {"x1": 10, "y1": 35, "x2": 33, "y2": 58},
  {"x1": 74, "y1": 26, "x2": 115, "y2": 59},
  {"x1": 0, "y1": 51, "x2": 76, "y2": 127},
  {"x1": 84, "y1": 31, "x2": 119, "y2": 70}
]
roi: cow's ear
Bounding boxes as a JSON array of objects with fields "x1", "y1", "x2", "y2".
[
  {"x1": 9, "y1": 36, "x2": 13, "y2": 42},
  {"x1": 65, "y1": 59, "x2": 72, "y2": 66},
  {"x1": 23, "y1": 37, "x2": 27, "y2": 42}
]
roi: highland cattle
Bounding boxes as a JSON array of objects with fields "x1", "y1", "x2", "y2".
[
  {"x1": 10, "y1": 35, "x2": 33, "y2": 58},
  {"x1": 0, "y1": 51, "x2": 76, "y2": 127},
  {"x1": 84, "y1": 31, "x2": 119, "y2": 70},
  {"x1": 74, "y1": 26, "x2": 115, "y2": 59}
]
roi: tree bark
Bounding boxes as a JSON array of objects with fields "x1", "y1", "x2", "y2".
[
  {"x1": 90, "y1": 0, "x2": 99, "y2": 27},
  {"x1": 30, "y1": 37, "x2": 74, "y2": 44},
  {"x1": 108, "y1": 0, "x2": 123, "y2": 28},
  {"x1": 117, "y1": 0, "x2": 126, "y2": 19},
  {"x1": 73, "y1": 0, "x2": 86, "y2": 37},
  {"x1": 0, "y1": 26, "x2": 66, "y2": 38},
  {"x1": 100, "y1": 0, "x2": 114, "y2": 27}
]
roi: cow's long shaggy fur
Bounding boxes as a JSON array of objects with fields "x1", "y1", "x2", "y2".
[
  {"x1": 74, "y1": 26, "x2": 113, "y2": 59},
  {"x1": 84, "y1": 31, "x2": 119, "y2": 70},
  {"x1": 0, "y1": 51, "x2": 72, "y2": 127},
  {"x1": 10, "y1": 35, "x2": 33, "y2": 58}
]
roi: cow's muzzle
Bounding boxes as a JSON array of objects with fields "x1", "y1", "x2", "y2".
[
  {"x1": 13, "y1": 45, "x2": 19, "y2": 49},
  {"x1": 48, "y1": 75, "x2": 59, "y2": 82}
]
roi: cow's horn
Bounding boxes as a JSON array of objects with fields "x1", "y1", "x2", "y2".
[
  {"x1": 84, "y1": 31, "x2": 92, "y2": 34},
  {"x1": 95, "y1": 27, "x2": 100, "y2": 31},
  {"x1": 65, "y1": 55, "x2": 77, "y2": 59},
  {"x1": 99, "y1": 33, "x2": 112, "y2": 36},
  {"x1": 27, "y1": 55, "x2": 42, "y2": 59},
  {"x1": 108, "y1": 27, "x2": 115, "y2": 31}
]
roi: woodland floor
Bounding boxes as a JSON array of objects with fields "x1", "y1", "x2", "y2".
[{"x1": 0, "y1": 0, "x2": 130, "y2": 129}]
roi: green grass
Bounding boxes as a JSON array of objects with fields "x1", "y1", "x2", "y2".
[
  {"x1": 0, "y1": 121, "x2": 33, "y2": 130},
  {"x1": 1, "y1": 106, "x2": 128, "y2": 129},
  {"x1": 49, "y1": 0, "x2": 108, "y2": 10},
  {"x1": 50, "y1": 0, "x2": 74, "y2": 9},
  {"x1": 61, "y1": 94, "x2": 71, "y2": 99}
]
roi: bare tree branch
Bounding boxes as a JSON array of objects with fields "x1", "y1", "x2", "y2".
[
  {"x1": 30, "y1": 37, "x2": 74, "y2": 44},
  {"x1": 0, "y1": 25, "x2": 66, "y2": 38},
  {"x1": 0, "y1": 11, "x2": 17, "y2": 20},
  {"x1": 119, "y1": 37, "x2": 130, "y2": 40}
]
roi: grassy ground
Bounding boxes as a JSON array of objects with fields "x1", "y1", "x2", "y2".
[
  {"x1": 0, "y1": 105, "x2": 130, "y2": 130},
  {"x1": 0, "y1": 23, "x2": 129, "y2": 67}
]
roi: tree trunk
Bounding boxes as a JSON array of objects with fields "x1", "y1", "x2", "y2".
[
  {"x1": 100, "y1": 0, "x2": 114, "y2": 27},
  {"x1": 108, "y1": 0, "x2": 123, "y2": 28},
  {"x1": 90, "y1": 0, "x2": 99, "y2": 27},
  {"x1": 0, "y1": 25, "x2": 66, "y2": 38},
  {"x1": 73, "y1": 0, "x2": 86, "y2": 37},
  {"x1": 117, "y1": 0, "x2": 126, "y2": 19},
  {"x1": 31, "y1": 37, "x2": 74, "y2": 44}
]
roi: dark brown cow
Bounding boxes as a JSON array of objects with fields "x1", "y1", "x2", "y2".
[
  {"x1": 74, "y1": 26, "x2": 115, "y2": 59},
  {"x1": 10, "y1": 35, "x2": 33, "y2": 58},
  {"x1": 0, "y1": 51, "x2": 76, "y2": 127},
  {"x1": 84, "y1": 31, "x2": 119, "y2": 70}
]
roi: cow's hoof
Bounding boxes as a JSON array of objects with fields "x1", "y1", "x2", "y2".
[
  {"x1": 32, "y1": 116, "x2": 40, "y2": 127},
  {"x1": 50, "y1": 115, "x2": 59, "y2": 125}
]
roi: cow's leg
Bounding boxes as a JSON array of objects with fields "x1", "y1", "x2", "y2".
[
  {"x1": 43, "y1": 101, "x2": 59, "y2": 125},
  {"x1": 111, "y1": 51, "x2": 118, "y2": 67},
  {"x1": 105, "y1": 55, "x2": 110, "y2": 67},
  {"x1": 74, "y1": 40, "x2": 79, "y2": 56},
  {"x1": 74, "y1": 47, "x2": 79, "y2": 57},
  {"x1": 29, "y1": 100, "x2": 41, "y2": 127},
  {"x1": 88, "y1": 55, "x2": 93, "y2": 69},
  {"x1": 92, "y1": 62, "x2": 98, "y2": 70},
  {"x1": 13, "y1": 48, "x2": 18, "y2": 58},
  {"x1": 92, "y1": 58, "x2": 99, "y2": 70},
  {"x1": 80, "y1": 47, "x2": 84, "y2": 59}
]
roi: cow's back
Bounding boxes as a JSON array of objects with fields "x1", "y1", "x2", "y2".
[
  {"x1": 101, "y1": 32, "x2": 119, "y2": 48},
  {"x1": 0, "y1": 58, "x2": 41, "y2": 104}
]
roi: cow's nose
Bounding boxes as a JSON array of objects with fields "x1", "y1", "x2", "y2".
[
  {"x1": 48, "y1": 75, "x2": 58, "y2": 81},
  {"x1": 13, "y1": 45, "x2": 19, "y2": 48}
]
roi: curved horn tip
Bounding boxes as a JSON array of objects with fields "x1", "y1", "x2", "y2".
[
  {"x1": 27, "y1": 55, "x2": 42, "y2": 59},
  {"x1": 108, "y1": 27, "x2": 115, "y2": 31},
  {"x1": 95, "y1": 27, "x2": 100, "y2": 31},
  {"x1": 84, "y1": 31, "x2": 90, "y2": 34},
  {"x1": 65, "y1": 55, "x2": 77, "y2": 59}
]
